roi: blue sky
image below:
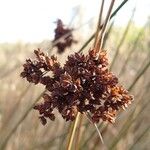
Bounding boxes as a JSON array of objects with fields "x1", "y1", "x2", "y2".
[{"x1": 0, "y1": 0, "x2": 149, "y2": 43}]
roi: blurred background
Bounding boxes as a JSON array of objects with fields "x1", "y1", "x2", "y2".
[{"x1": 0, "y1": 0, "x2": 150, "y2": 150}]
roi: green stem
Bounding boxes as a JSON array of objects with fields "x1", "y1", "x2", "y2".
[
  {"x1": 0, "y1": 90, "x2": 46, "y2": 150},
  {"x1": 118, "y1": 23, "x2": 147, "y2": 76},
  {"x1": 129, "y1": 126, "x2": 150, "y2": 150},
  {"x1": 110, "y1": 7, "x2": 135, "y2": 70},
  {"x1": 128, "y1": 59, "x2": 150, "y2": 91},
  {"x1": 78, "y1": 0, "x2": 129, "y2": 53}
]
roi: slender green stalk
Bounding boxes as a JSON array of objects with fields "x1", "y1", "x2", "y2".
[
  {"x1": 78, "y1": 0, "x2": 130, "y2": 53},
  {"x1": 119, "y1": 24, "x2": 146, "y2": 76},
  {"x1": 113, "y1": 83, "x2": 150, "y2": 148},
  {"x1": 1, "y1": 84, "x2": 32, "y2": 128},
  {"x1": 110, "y1": 69, "x2": 149, "y2": 150},
  {"x1": 128, "y1": 58, "x2": 150, "y2": 91},
  {"x1": 102, "y1": 21, "x2": 114, "y2": 48},
  {"x1": 129, "y1": 126, "x2": 150, "y2": 150},
  {"x1": 110, "y1": 7, "x2": 135, "y2": 70},
  {"x1": 109, "y1": 98, "x2": 150, "y2": 150},
  {"x1": 78, "y1": 34, "x2": 95, "y2": 53},
  {"x1": 111, "y1": 0, "x2": 128, "y2": 17},
  {"x1": 0, "y1": 90, "x2": 46, "y2": 150}
]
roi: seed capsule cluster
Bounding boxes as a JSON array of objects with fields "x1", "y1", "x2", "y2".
[{"x1": 21, "y1": 49, "x2": 133, "y2": 125}]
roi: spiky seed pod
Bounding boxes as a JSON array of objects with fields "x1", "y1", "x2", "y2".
[{"x1": 21, "y1": 49, "x2": 133, "y2": 125}]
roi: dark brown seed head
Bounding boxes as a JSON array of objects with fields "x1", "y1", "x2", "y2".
[{"x1": 21, "y1": 48, "x2": 133, "y2": 125}]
